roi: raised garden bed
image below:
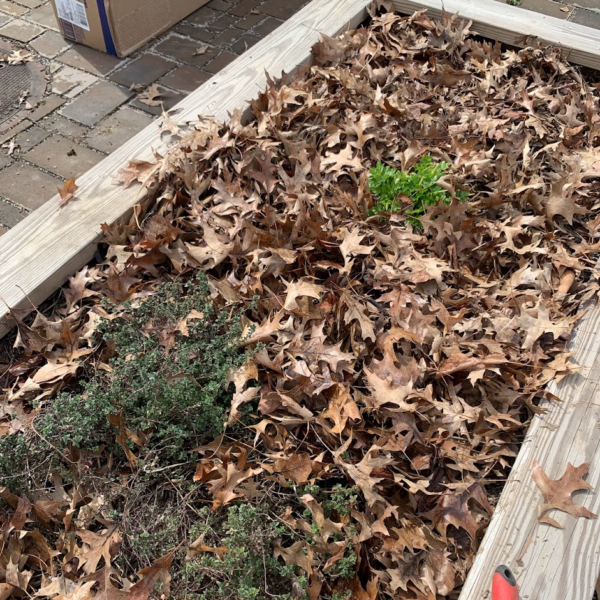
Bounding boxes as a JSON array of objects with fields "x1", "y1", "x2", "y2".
[{"x1": 3, "y1": 2, "x2": 600, "y2": 600}]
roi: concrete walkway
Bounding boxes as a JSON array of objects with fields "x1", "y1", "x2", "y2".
[
  {"x1": 0, "y1": 0, "x2": 307, "y2": 236},
  {"x1": 493, "y1": 0, "x2": 600, "y2": 28}
]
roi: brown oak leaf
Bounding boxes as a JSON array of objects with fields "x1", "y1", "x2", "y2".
[{"x1": 532, "y1": 460, "x2": 597, "y2": 528}]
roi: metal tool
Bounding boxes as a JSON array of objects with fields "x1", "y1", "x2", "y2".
[{"x1": 491, "y1": 565, "x2": 519, "y2": 600}]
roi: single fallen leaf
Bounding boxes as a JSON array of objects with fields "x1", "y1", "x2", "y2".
[
  {"x1": 273, "y1": 453, "x2": 313, "y2": 484},
  {"x1": 532, "y1": 460, "x2": 597, "y2": 528},
  {"x1": 57, "y1": 177, "x2": 79, "y2": 207},
  {"x1": 127, "y1": 552, "x2": 173, "y2": 600},
  {"x1": 185, "y1": 538, "x2": 229, "y2": 561},
  {"x1": 137, "y1": 84, "x2": 164, "y2": 107},
  {"x1": 194, "y1": 44, "x2": 209, "y2": 55}
]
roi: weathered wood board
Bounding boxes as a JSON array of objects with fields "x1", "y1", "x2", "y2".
[
  {"x1": 392, "y1": 0, "x2": 600, "y2": 70},
  {"x1": 0, "y1": 0, "x2": 374, "y2": 339},
  {"x1": 458, "y1": 304, "x2": 600, "y2": 600}
]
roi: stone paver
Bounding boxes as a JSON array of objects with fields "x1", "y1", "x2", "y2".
[
  {"x1": 204, "y1": 51, "x2": 237, "y2": 74},
  {"x1": 58, "y1": 46, "x2": 123, "y2": 76},
  {"x1": 52, "y1": 66, "x2": 98, "y2": 98},
  {"x1": 0, "y1": 162, "x2": 60, "y2": 210},
  {"x1": 0, "y1": 152, "x2": 12, "y2": 170},
  {"x1": 174, "y1": 23, "x2": 219, "y2": 42},
  {"x1": 24, "y1": 1, "x2": 56, "y2": 29},
  {"x1": 14, "y1": 124, "x2": 50, "y2": 152},
  {"x1": 0, "y1": 1, "x2": 29, "y2": 16},
  {"x1": 0, "y1": 18, "x2": 43, "y2": 41},
  {"x1": 30, "y1": 29, "x2": 70, "y2": 57},
  {"x1": 261, "y1": 0, "x2": 306, "y2": 20},
  {"x1": 130, "y1": 86, "x2": 186, "y2": 115},
  {"x1": 109, "y1": 53, "x2": 177, "y2": 89},
  {"x1": 235, "y1": 13, "x2": 264, "y2": 30},
  {"x1": 0, "y1": 198, "x2": 27, "y2": 226},
  {"x1": 186, "y1": 6, "x2": 221, "y2": 25},
  {"x1": 154, "y1": 35, "x2": 218, "y2": 68},
  {"x1": 570, "y1": 7, "x2": 600, "y2": 26},
  {"x1": 28, "y1": 95, "x2": 66, "y2": 122},
  {"x1": 12, "y1": 0, "x2": 44, "y2": 8},
  {"x1": 0, "y1": 225, "x2": 7, "y2": 236},
  {"x1": 517, "y1": 0, "x2": 570, "y2": 18},
  {"x1": 231, "y1": 33, "x2": 260, "y2": 55},
  {"x1": 0, "y1": 0, "x2": 310, "y2": 230},
  {"x1": 85, "y1": 107, "x2": 153, "y2": 153},
  {"x1": 60, "y1": 81, "x2": 132, "y2": 126},
  {"x1": 24, "y1": 134, "x2": 103, "y2": 178},
  {"x1": 253, "y1": 17, "x2": 284, "y2": 37},
  {"x1": 41, "y1": 114, "x2": 88, "y2": 139},
  {"x1": 159, "y1": 65, "x2": 210, "y2": 93}
]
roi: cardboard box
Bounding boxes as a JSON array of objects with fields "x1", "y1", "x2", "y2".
[{"x1": 50, "y1": 0, "x2": 211, "y2": 58}]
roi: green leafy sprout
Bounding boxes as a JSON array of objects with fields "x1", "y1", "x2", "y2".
[{"x1": 368, "y1": 155, "x2": 467, "y2": 228}]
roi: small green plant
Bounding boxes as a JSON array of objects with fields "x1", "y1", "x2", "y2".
[
  {"x1": 183, "y1": 505, "x2": 299, "y2": 600},
  {"x1": 368, "y1": 156, "x2": 466, "y2": 228},
  {"x1": 506, "y1": 0, "x2": 522, "y2": 5},
  {"x1": 0, "y1": 274, "x2": 251, "y2": 487}
]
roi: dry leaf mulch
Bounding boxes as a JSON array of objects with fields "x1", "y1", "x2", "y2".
[{"x1": 3, "y1": 8, "x2": 600, "y2": 599}]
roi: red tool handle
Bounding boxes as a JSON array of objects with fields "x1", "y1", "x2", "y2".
[{"x1": 491, "y1": 565, "x2": 519, "y2": 600}]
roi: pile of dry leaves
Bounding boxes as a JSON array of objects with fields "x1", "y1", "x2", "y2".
[{"x1": 2, "y1": 7, "x2": 600, "y2": 599}]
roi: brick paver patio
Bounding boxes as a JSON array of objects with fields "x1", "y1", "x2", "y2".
[{"x1": 0, "y1": 0, "x2": 308, "y2": 235}]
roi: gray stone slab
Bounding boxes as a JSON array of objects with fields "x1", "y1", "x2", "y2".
[
  {"x1": 159, "y1": 65, "x2": 210, "y2": 93},
  {"x1": 569, "y1": 6, "x2": 600, "y2": 26},
  {"x1": 0, "y1": 198, "x2": 26, "y2": 226},
  {"x1": 52, "y1": 66, "x2": 98, "y2": 97},
  {"x1": 260, "y1": 0, "x2": 306, "y2": 20},
  {"x1": 23, "y1": 134, "x2": 103, "y2": 178},
  {"x1": 109, "y1": 53, "x2": 177, "y2": 89},
  {"x1": 41, "y1": 114, "x2": 88, "y2": 139},
  {"x1": 174, "y1": 23, "x2": 219, "y2": 42},
  {"x1": 12, "y1": 0, "x2": 44, "y2": 8},
  {"x1": 14, "y1": 124, "x2": 50, "y2": 152},
  {"x1": 85, "y1": 106, "x2": 153, "y2": 154},
  {"x1": 0, "y1": 1, "x2": 29, "y2": 16},
  {"x1": 154, "y1": 35, "x2": 217, "y2": 68},
  {"x1": 24, "y1": 2, "x2": 58, "y2": 30},
  {"x1": 234, "y1": 13, "x2": 263, "y2": 30},
  {"x1": 185, "y1": 6, "x2": 221, "y2": 25},
  {"x1": 60, "y1": 81, "x2": 132, "y2": 126},
  {"x1": 28, "y1": 95, "x2": 66, "y2": 121},
  {"x1": 231, "y1": 33, "x2": 260, "y2": 55},
  {"x1": 29, "y1": 30, "x2": 71, "y2": 58},
  {"x1": 0, "y1": 18, "x2": 43, "y2": 41},
  {"x1": 0, "y1": 12, "x2": 10, "y2": 26},
  {"x1": 0, "y1": 151, "x2": 13, "y2": 170},
  {"x1": 204, "y1": 51, "x2": 237, "y2": 74},
  {"x1": 57, "y1": 45, "x2": 123, "y2": 76},
  {"x1": 253, "y1": 17, "x2": 283, "y2": 37},
  {"x1": 0, "y1": 162, "x2": 60, "y2": 211}
]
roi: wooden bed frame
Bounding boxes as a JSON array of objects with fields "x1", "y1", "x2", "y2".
[{"x1": 2, "y1": 1, "x2": 600, "y2": 598}]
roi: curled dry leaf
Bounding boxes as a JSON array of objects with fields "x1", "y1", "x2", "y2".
[{"x1": 57, "y1": 178, "x2": 79, "y2": 207}]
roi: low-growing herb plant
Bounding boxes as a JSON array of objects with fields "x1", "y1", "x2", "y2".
[
  {"x1": 0, "y1": 274, "x2": 252, "y2": 487},
  {"x1": 368, "y1": 155, "x2": 467, "y2": 228}
]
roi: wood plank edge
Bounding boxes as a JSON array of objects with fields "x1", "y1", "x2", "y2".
[{"x1": 391, "y1": 0, "x2": 600, "y2": 70}]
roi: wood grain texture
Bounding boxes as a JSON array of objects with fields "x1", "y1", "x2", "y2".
[
  {"x1": 0, "y1": 0, "x2": 374, "y2": 339},
  {"x1": 392, "y1": 0, "x2": 600, "y2": 70},
  {"x1": 459, "y1": 304, "x2": 600, "y2": 600}
]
